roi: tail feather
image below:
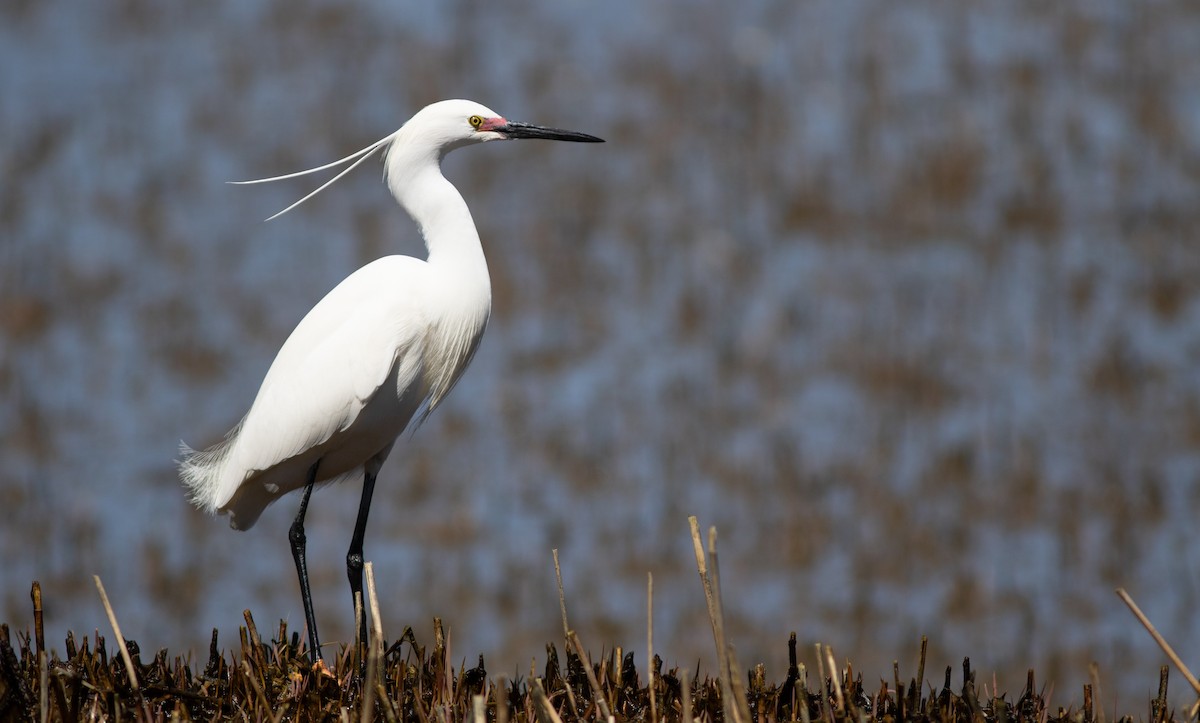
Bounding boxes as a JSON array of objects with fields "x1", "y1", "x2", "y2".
[
  {"x1": 179, "y1": 419, "x2": 244, "y2": 515},
  {"x1": 180, "y1": 419, "x2": 367, "y2": 530}
]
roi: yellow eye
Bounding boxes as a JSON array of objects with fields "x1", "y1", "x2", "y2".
[{"x1": 468, "y1": 115, "x2": 484, "y2": 129}]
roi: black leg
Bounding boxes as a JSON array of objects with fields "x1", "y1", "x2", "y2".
[
  {"x1": 346, "y1": 466, "x2": 378, "y2": 654},
  {"x1": 289, "y1": 461, "x2": 322, "y2": 662}
]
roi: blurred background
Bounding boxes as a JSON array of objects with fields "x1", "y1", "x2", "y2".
[{"x1": 3, "y1": 0, "x2": 1200, "y2": 709}]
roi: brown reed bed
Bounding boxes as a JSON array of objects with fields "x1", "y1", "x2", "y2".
[{"x1": 0, "y1": 520, "x2": 1192, "y2": 722}]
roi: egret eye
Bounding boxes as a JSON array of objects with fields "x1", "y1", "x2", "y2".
[{"x1": 469, "y1": 115, "x2": 484, "y2": 129}]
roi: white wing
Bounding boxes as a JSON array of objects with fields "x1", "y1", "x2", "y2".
[{"x1": 184, "y1": 255, "x2": 431, "y2": 524}]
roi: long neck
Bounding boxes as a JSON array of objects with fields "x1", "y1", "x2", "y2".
[
  {"x1": 384, "y1": 141, "x2": 488, "y2": 276},
  {"x1": 383, "y1": 134, "x2": 493, "y2": 411}
]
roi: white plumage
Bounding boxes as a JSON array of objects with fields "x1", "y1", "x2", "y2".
[
  {"x1": 178, "y1": 99, "x2": 602, "y2": 660},
  {"x1": 181, "y1": 253, "x2": 484, "y2": 529}
]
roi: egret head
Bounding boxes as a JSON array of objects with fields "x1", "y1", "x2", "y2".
[{"x1": 406, "y1": 99, "x2": 604, "y2": 154}]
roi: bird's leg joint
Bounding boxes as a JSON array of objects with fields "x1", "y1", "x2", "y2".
[{"x1": 289, "y1": 520, "x2": 307, "y2": 547}]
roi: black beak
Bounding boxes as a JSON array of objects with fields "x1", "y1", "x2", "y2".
[{"x1": 498, "y1": 121, "x2": 604, "y2": 143}]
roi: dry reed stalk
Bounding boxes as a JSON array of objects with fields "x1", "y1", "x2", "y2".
[
  {"x1": 824, "y1": 645, "x2": 844, "y2": 713},
  {"x1": 31, "y1": 582, "x2": 44, "y2": 657},
  {"x1": 362, "y1": 561, "x2": 384, "y2": 723},
  {"x1": 793, "y1": 675, "x2": 802, "y2": 723},
  {"x1": 559, "y1": 651, "x2": 583, "y2": 721},
  {"x1": 708, "y1": 525, "x2": 752, "y2": 723},
  {"x1": 243, "y1": 608, "x2": 269, "y2": 678},
  {"x1": 687, "y1": 517, "x2": 720, "y2": 659},
  {"x1": 894, "y1": 660, "x2": 904, "y2": 721},
  {"x1": 355, "y1": 590, "x2": 365, "y2": 663},
  {"x1": 92, "y1": 576, "x2": 138, "y2": 690},
  {"x1": 241, "y1": 658, "x2": 284, "y2": 723},
  {"x1": 726, "y1": 643, "x2": 751, "y2": 723},
  {"x1": 441, "y1": 625, "x2": 454, "y2": 717},
  {"x1": 689, "y1": 518, "x2": 748, "y2": 723},
  {"x1": 495, "y1": 675, "x2": 510, "y2": 723},
  {"x1": 473, "y1": 694, "x2": 486, "y2": 723},
  {"x1": 799, "y1": 663, "x2": 811, "y2": 723},
  {"x1": 1116, "y1": 588, "x2": 1200, "y2": 699},
  {"x1": 1154, "y1": 667, "x2": 1169, "y2": 723},
  {"x1": 917, "y1": 636, "x2": 928, "y2": 701},
  {"x1": 814, "y1": 644, "x2": 830, "y2": 723},
  {"x1": 431, "y1": 616, "x2": 453, "y2": 718},
  {"x1": 568, "y1": 630, "x2": 614, "y2": 723},
  {"x1": 647, "y1": 572, "x2": 657, "y2": 723},
  {"x1": 377, "y1": 681, "x2": 401, "y2": 723},
  {"x1": 367, "y1": 563, "x2": 384, "y2": 650},
  {"x1": 38, "y1": 649, "x2": 47, "y2": 723},
  {"x1": 613, "y1": 646, "x2": 622, "y2": 691},
  {"x1": 554, "y1": 549, "x2": 570, "y2": 639},
  {"x1": 531, "y1": 677, "x2": 564, "y2": 723}
]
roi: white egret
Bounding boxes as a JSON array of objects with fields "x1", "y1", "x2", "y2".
[{"x1": 179, "y1": 99, "x2": 603, "y2": 661}]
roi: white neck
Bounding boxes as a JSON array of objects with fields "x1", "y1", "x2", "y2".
[
  {"x1": 382, "y1": 133, "x2": 493, "y2": 409},
  {"x1": 384, "y1": 138, "x2": 488, "y2": 274}
]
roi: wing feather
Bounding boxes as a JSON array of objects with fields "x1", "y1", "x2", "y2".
[{"x1": 183, "y1": 256, "x2": 430, "y2": 522}]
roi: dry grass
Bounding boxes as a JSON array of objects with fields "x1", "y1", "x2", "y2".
[
  {"x1": 0, "y1": 598, "x2": 1185, "y2": 723},
  {"x1": 4, "y1": 602, "x2": 1176, "y2": 720},
  {"x1": 0, "y1": 528, "x2": 1192, "y2": 722}
]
